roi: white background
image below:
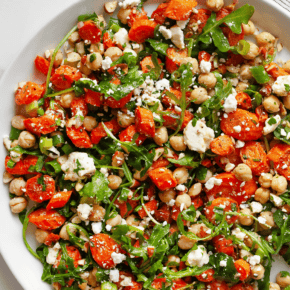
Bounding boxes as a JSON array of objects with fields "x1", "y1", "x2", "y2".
[{"x1": 0, "y1": 0, "x2": 289, "y2": 289}]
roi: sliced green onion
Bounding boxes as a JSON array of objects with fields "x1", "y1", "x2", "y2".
[
  {"x1": 101, "y1": 282, "x2": 117, "y2": 290},
  {"x1": 250, "y1": 65, "x2": 270, "y2": 84},
  {"x1": 110, "y1": 24, "x2": 120, "y2": 33},
  {"x1": 25, "y1": 101, "x2": 38, "y2": 114},
  {"x1": 52, "y1": 134, "x2": 65, "y2": 147},
  {"x1": 37, "y1": 98, "x2": 45, "y2": 106},
  {"x1": 37, "y1": 108, "x2": 45, "y2": 116},
  {"x1": 62, "y1": 144, "x2": 74, "y2": 155},
  {"x1": 9, "y1": 126, "x2": 22, "y2": 141},
  {"x1": 45, "y1": 160, "x2": 62, "y2": 174},
  {"x1": 237, "y1": 40, "x2": 250, "y2": 55},
  {"x1": 39, "y1": 136, "x2": 53, "y2": 154},
  {"x1": 7, "y1": 159, "x2": 16, "y2": 168}
]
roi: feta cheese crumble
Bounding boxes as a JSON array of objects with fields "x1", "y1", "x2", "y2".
[
  {"x1": 200, "y1": 60, "x2": 212, "y2": 74},
  {"x1": 170, "y1": 25, "x2": 185, "y2": 49},
  {"x1": 119, "y1": 0, "x2": 141, "y2": 9},
  {"x1": 159, "y1": 26, "x2": 172, "y2": 40},
  {"x1": 46, "y1": 242, "x2": 61, "y2": 265},
  {"x1": 92, "y1": 222, "x2": 103, "y2": 234},
  {"x1": 272, "y1": 75, "x2": 290, "y2": 96},
  {"x1": 223, "y1": 89, "x2": 237, "y2": 113},
  {"x1": 77, "y1": 203, "x2": 92, "y2": 221},
  {"x1": 263, "y1": 115, "x2": 281, "y2": 135},
  {"x1": 187, "y1": 246, "x2": 209, "y2": 267},
  {"x1": 111, "y1": 252, "x2": 127, "y2": 264},
  {"x1": 102, "y1": 56, "x2": 112, "y2": 70},
  {"x1": 109, "y1": 269, "x2": 120, "y2": 282}
]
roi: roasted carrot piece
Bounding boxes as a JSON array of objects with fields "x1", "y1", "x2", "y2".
[
  {"x1": 265, "y1": 62, "x2": 289, "y2": 79},
  {"x1": 78, "y1": 20, "x2": 102, "y2": 44},
  {"x1": 150, "y1": 158, "x2": 170, "y2": 170},
  {"x1": 276, "y1": 151, "x2": 290, "y2": 180},
  {"x1": 34, "y1": 56, "x2": 55, "y2": 75},
  {"x1": 154, "y1": 204, "x2": 172, "y2": 223},
  {"x1": 236, "y1": 92, "x2": 252, "y2": 110},
  {"x1": 140, "y1": 55, "x2": 163, "y2": 73},
  {"x1": 91, "y1": 119, "x2": 121, "y2": 144},
  {"x1": 220, "y1": 109, "x2": 263, "y2": 141},
  {"x1": 225, "y1": 51, "x2": 245, "y2": 66},
  {"x1": 70, "y1": 97, "x2": 88, "y2": 117},
  {"x1": 196, "y1": 269, "x2": 215, "y2": 283},
  {"x1": 66, "y1": 126, "x2": 92, "y2": 148},
  {"x1": 54, "y1": 245, "x2": 82, "y2": 268},
  {"x1": 50, "y1": 65, "x2": 82, "y2": 90},
  {"x1": 222, "y1": 26, "x2": 245, "y2": 46},
  {"x1": 164, "y1": 0, "x2": 197, "y2": 20},
  {"x1": 135, "y1": 106, "x2": 155, "y2": 138},
  {"x1": 163, "y1": 108, "x2": 193, "y2": 130},
  {"x1": 212, "y1": 235, "x2": 235, "y2": 257},
  {"x1": 267, "y1": 143, "x2": 290, "y2": 163},
  {"x1": 103, "y1": 32, "x2": 115, "y2": 50},
  {"x1": 46, "y1": 191, "x2": 73, "y2": 211},
  {"x1": 114, "y1": 195, "x2": 139, "y2": 218},
  {"x1": 210, "y1": 135, "x2": 235, "y2": 156},
  {"x1": 162, "y1": 88, "x2": 182, "y2": 107},
  {"x1": 240, "y1": 141, "x2": 270, "y2": 176},
  {"x1": 152, "y1": 277, "x2": 167, "y2": 289},
  {"x1": 119, "y1": 124, "x2": 147, "y2": 146},
  {"x1": 165, "y1": 47, "x2": 188, "y2": 73},
  {"x1": 104, "y1": 92, "x2": 133, "y2": 108},
  {"x1": 23, "y1": 114, "x2": 58, "y2": 137},
  {"x1": 128, "y1": 18, "x2": 157, "y2": 43},
  {"x1": 148, "y1": 167, "x2": 177, "y2": 191},
  {"x1": 138, "y1": 199, "x2": 158, "y2": 219},
  {"x1": 151, "y1": 3, "x2": 169, "y2": 24},
  {"x1": 5, "y1": 156, "x2": 27, "y2": 175},
  {"x1": 234, "y1": 259, "x2": 251, "y2": 281},
  {"x1": 26, "y1": 174, "x2": 55, "y2": 203},
  {"x1": 128, "y1": 8, "x2": 148, "y2": 27},
  {"x1": 185, "y1": 9, "x2": 211, "y2": 36},
  {"x1": 206, "y1": 280, "x2": 229, "y2": 290},
  {"x1": 255, "y1": 105, "x2": 268, "y2": 123},
  {"x1": 44, "y1": 233, "x2": 60, "y2": 246},
  {"x1": 84, "y1": 89, "x2": 103, "y2": 107},
  {"x1": 28, "y1": 208, "x2": 66, "y2": 230},
  {"x1": 90, "y1": 233, "x2": 122, "y2": 269},
  {"x1": 172, "y1": 279, "x2": 188, "y2": 289},
  {"x1": 198, "y1": 51, "x2": 211, "y2": 62},
  {"x1": 216, "y1": 7, "x2": 231, "y2": 20},
  {"x1": 231, "y1": 283, "x2": 254, "y2": 290},
  {"x1": 205, "y1": 172, "x2": 257, "y2": 204},
  {"x1": 201, "y1": 159, "x2": 212, "y2": 168},
  {"x1": 215, "y1": 148, "x2": 242, "y2": 171},
  {"x1": 15, "y1": 82, "x2": 44, "y2": 105}
]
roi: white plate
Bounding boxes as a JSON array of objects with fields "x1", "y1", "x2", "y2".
[{"x1": 0, "y1": 0, "x2": 290, "y2": 289}]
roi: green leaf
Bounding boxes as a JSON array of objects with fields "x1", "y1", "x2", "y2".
[
  {"x1": 285, "y1": 84, "x2": 290, "y2": 92},
  {"x1": 18, "y1": 209, "x2": 27, "y2": 224},
  {"x1": 168, "y1": 155, "x2": 200, "y2": 168},
  {"x1": 196, "y1": 166, "x2": 208, "y2": 181},
  {"x1": 236, "y1": 40, "x2": 250, "y2": 55},
  {"x1": 164, "y1": 265, "x2": 210, "y2": 280},
  {"x1": 146, "y1": 39, "x2": 169, "y2": 56},
  {"x1": 9, "y1": 145, "x2": 41, "y2": 156},
  {"x1": 78, "y1": 12, "x2": 98, "y2": 22},
  {"x1": 37, "y1": 175, "x2": 47, "y2": 191},
  {"x1": 251, "y1": 66, "x2": 270, "y2": 84},
  {"x1": 9, "y1": 126, "x2": 22, "y2": 141},
  {"x1": 147, "y1": 224, "x2": 170, "y2": 247},
  {"x1": 119, "y1": 187, "x2": 131, "y2": 202},
  {"x1": 79, "y1": 170, "x2": 113, "y2": 203},
  {"x1": 273, "y1": 116, "x2": 290, "y2": 145}
]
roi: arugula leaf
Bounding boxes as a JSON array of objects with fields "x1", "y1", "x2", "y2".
[
  {"x1": 148, "y1": 52, "x2": 162, "y2": 80},
  {"x1": 285, "y1": 84, "x2": 290, "y2": 92},
  {"x1": 251, "y1": 66, "x2": 270, "y2": 84},
  {"x1": 78, "y1": 12, "x2": 98, "y2": 22},
  {"x1": 244, "y1": 85, "x2": 262, "y2": 108},
  {"x1": 168, "y1": 155, "x2": 200, "y2": 168},
  {"x1": 9, "y1": 145, "x2": 41, "y2": 156},
  {"x1": 164, "y1": 265, "x2": 210, "y2": 279},
  {"x1": 146, "y1": 39, "x2": 169, "y2": 56},
  {"x1": 195, "y1": 165, "x2": 208, "y2": 181},
  {"x1": 274, "y1": 115, "x2": 290, "y2": 145},
  {"x1": 9, "y1": 126, "x2": 22, "y2": 141},
  {"x1": 147, "y1": 224, "x2": 170, "y2": 247},
  {"x1": 79, "y1": 170, "x2": 113, "y2": 203}
]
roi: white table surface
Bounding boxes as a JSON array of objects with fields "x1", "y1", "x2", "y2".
[{"x1": 0, "y1": 0, "x2": 289, "y2": 289}]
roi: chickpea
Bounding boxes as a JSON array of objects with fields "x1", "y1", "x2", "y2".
[
  {"x1": 59, "y1": 223, "x2": 77, "y2": 240},
  {"x1": 240, "y1": 249, "x2": 252, "y2": 260},
  {"x1": 153, "y1": 126, "x2": 168, "y2": 146},
  {"x1": 68, "y1": 31, "x2": 80, "y2": 44},
  {"x1": 60, "y1": 91, "x2": 75, "y2": 108},
  {"x1": 159, "y1": 189, "x2": 177, "y2": 203},
  {"x1": 35, "y1": 229, "x2": 50, "y2": 243},
  {"x1": 106, "y1": 214, "x2": 122, "y2": 227},
  {"x1": 173, "y1": 167, "x2": 189, "y2": 184},
  {"x1": 9, "y1": 197, "x2": 27, "y2": 213},
  {"x1": 243, "y1": 41, "x2": 259, "y2": 60},
  {"x1": 263, "y1": 95, "x2": 280, "y2": 113},
  {"x1": 258, "y1": 173, "x2": 273, "y2": 188},
  {"x1": 117, "y1": 8, "x2": 132, "y2": 24},
  {"x1": 197, "y1": 169, "x2": 213, "y2": 184},
  {"x1": 47, "y1": 49, "x2": 63, "y2": 67},
  {"x1": 175, "y1": 194, "x2": 191, "y2": 209},
  {"x1": 259, "y1": 211, "x2": 275, "y2": 229},
  {"x1": 104, "y1": 47, "x2": 123, "y2": 62},
  {"x1": 83, "y1": 116, "x2": 97, "y2": 132},
  {"x1": 86, "y1": 53, "x2": 102, "y2": 71},
  {"x1": 254, "y1": 187, "x2": 270, "y2": 204},
  {"x1": 133, "y1": 170, "x2": 148, "y2": 181},
  {"x1": 188, "y1": 183, "x2": 202, "y2": 197},
  {"x1": 178, "y1": 235, "x2": 195, "y2": 249},
  {"x1": 271, "y1": 175, "x2": 287, "y2": 194},
  {"x1": 233, "y1": 164, "x2": 252, "y2": 181},
  {"x1": 256, "y1": 32, "x2": 276, "y2": 49},
  {"x1": 11, "y1": 115, "x2": 26, "y2": 130},
  {"x1": 189, "y1": 223, "x2": 211, "y2": 240},
  {"x1": 169, "y1": 136, "x2": 186, "y2": 151},
  {"x1": 251, "y1": 264, "x2": 265, "y2": 280},
  {"x1": 269, "y1": 283, "x2": 281, "y2": 290},
  {"x1": 239, "y1": 208, "x2": 254, "y2": 226},
  {"x1": 18, "y1": 131, "x2": 36, "y2": 148},
  {"x1": 284, "y1": 95, "x2": 290, "y2": 110},
  {"x1": 276, "y1": 272, "x2": 290, "y2": 288},
  {"x1": 107, "y1": 175, "x2": 122, "y2": 190},
  {"x1": 3, "y1": 171, "x2": 13, "y2": 184},
  {"x1": 126, "y1": 214, "x2": 140, "y2": 227},
  {"x1": 90, "y1": 43, "x2": 104, "y2": 55},
  {"x1": 236, "y1": 82, "x2": 248, "y2": 93},
  {"x1": 242, "y1": 21, "x2": 256, "y2": 35},
  {"x1": 112, "y1": 151, "x2": 125, "y2": 167},
  {"x1": 198, "y1": 73, "x2": 217, "y2": 89},
  {"x1": 87, "y1": 268, "x2": 98, "y2": 287},
  {"x1": 206, "y1": 0, "x2": 224, "y2": 12},
  {"x1": 180, "y1": 57, "x2": 199, "y2": 74},
  {"x1": 166, "y1": 255, "x2": 181, "y2": 266},
  {"x1": 240, "y1": 65, "x2": 253, "y2": 80},
  {"x1": 283, "y1": 60, "x2": 290, "y2": 73},
  {"x1": 117, "y1": 111, "x2": 135, "y2": 128},
  {"x1": 190, "y1": 87, "x2": 209, "y2": 104},
  {"x1": 89, "y1": 205, "x2": 106, "y2": 222},
  {"x1": 78, "y1": 61, "x2": 92, "y2": 75},
  {"x1": 9, "y1": 177, "x2": 26, "y2": 196}
]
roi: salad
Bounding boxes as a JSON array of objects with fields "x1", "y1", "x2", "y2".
[{"x1": 3, "y1": 0, "x2": 290, "y2": 289}]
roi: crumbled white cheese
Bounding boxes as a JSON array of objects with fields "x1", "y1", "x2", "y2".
[
  {"x1": 220, "y1": 260, "x2": 227, "y2": 267},
  {"x1": 155, "y1": 78, "x2": 170, "y2": 91},
  {"x1": 61, "y1": 152, "x2": 96, "y2": 181},
  {"x1": 248, "y1": 255, "x2": 261, "y2": 266},
  {"x1": 251, "y1": 201, "x2": 263, "y2": 213},
  {"x1": 258, "y1": 216, "x2": 267, "y2": 224},
  {"x1": 176, "y1": 184, "x2": 186, "y2": 191},
  {"x1": 200, "y1": 60, "x2": 211, "y2": 74},
  {"x1": 263, "y1": 115, "x2": 281, "y2": 135},
  {"x1": 111, "y1": 252, "x2": 127, "y2": 264},
  {"x1": 168, "y1": 199, "x2": 175, "y2": 207},
  {"x1": 120, "y1": 276, "x2": 133, "y2": 286},
  {"x1": 233, "y1": 125, "x2": 241, "y2": 133},
  {"x1": 272, "y1": 75, "x2": 290, "y2": 96},
  {"x1": 119, "y1": 0, "x2": 141, "y2": 9},
  {"x1": 159, "y1": 26, "x2": 172, "y2": 40},
  {"x1": 235, "y1": 140, "x2": 245, "y2": 148},
  {"x1": 46, "y1": 242, "x2": 61, "y2": 265},
  {"x1": 176, "y1": 19, "x2": 189, "y2": 29},
  {"x1": 106, "y1": 224, "x2": 112, "y2": 231},
  {"x1": 205, "y1": 177, "x2": 222, "y2": 190},
  {"x1": 110, "y1": 269, "x2": 120, "y2": 282},
  {"x1": 223, "y1": 89, "x2": 237, "y2": 113},
  {"x1": 184, "y1": 120, "x2": 215, "y2": 153},
  {"x1": 77, "y1": 203, "x2": 92, "y2": 221},
  {"x1": 92, "y1": 222, "x2": 103, "y2": 234},
  {"x1": 113, "y1": 28, "x2": 129, "y2": 46},
  {"x1": 102, "y1": 56, "x2": 112, "y2": 70},
  {"x1": 225, "y1": 163, "x2": 235, "y2": 172},
  {"x1": 187, "y1": 246, "x2": 209, "y2": 267},
  {"x1": 270, "y1": 194, "x2": 284, "y2": 207},
  {"x1": 170, "y1": 25, "x2": 185, "y2": 49},
  {"x1": 232, "y1": 228, "x2": 246, "y2": 241},
  {"x1": 123, "y1": 47, "x2": 137, "y2": 57}
]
